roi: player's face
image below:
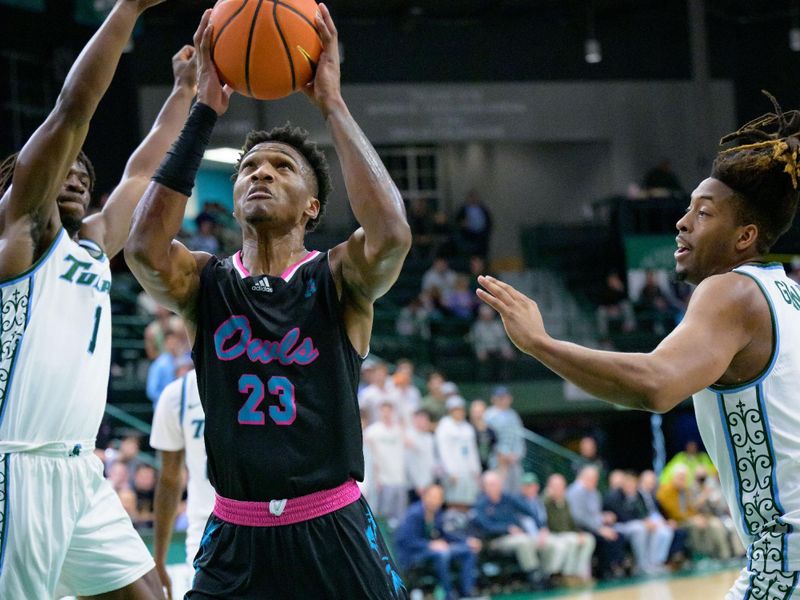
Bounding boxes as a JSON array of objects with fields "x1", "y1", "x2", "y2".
[
  {"x1": 675, "y1": 177, "x2": 744, "y2": 285},
  {"x1": 57, "y1": 160, "x2": 91, "y2": 232},
  {"x1": 232, "y1": 143, "x2": 319, "y2": 230}
]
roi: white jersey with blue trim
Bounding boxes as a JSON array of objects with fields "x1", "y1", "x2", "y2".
[
  {"x1": 0, "y1": 229, "x2": 112, "y2": 447},
  {"x1": 150, "y1": 369, "x2": 214, "y2": 564},
  {"x1": 693, "y1": 262, "x2": 800, "y2": 575}
]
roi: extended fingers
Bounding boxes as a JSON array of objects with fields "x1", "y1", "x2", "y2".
[
  {"x1": 477, "y1": 275, "x2": 516, "y2": 305},
  {"x1": 475, "y1": 288, "x2": 503, "y2": 313},
  {"x1": 316, "y1": 3, "x2": 338, "y2": 46},
  {"x1": 193, "y1": 9, "x2": 211, "y2": 48}
]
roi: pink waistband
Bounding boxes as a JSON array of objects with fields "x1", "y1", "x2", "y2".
[{"x1": 213, "y1": 480, "x2": 361, "y2": 527}]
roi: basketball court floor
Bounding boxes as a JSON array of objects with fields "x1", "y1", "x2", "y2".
[{"x1": 498, "y1": 568, "x2": 740, "y2": 599}]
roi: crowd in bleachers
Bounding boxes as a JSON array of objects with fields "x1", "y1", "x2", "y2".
[{"x1": 354, "y1": 357, "x2": 744, "y2": 598}]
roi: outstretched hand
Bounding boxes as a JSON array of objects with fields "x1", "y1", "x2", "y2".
[
  {"x1": 171, "y1": 45, "x2": 197, "y2": 93},
  {"x1": 193, "y1": 9, "x2": 233, "y2": 116},
  {"x1": 476, "y1": 275, "x2": 547, "y2": 355},
  {"x1": 302, "y1": 3, "x2": 343, "y2": 115}
]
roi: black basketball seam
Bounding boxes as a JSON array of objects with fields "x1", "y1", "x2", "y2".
[
  {"x1": 273, "y1": 0, "x2": 296, "y2": 91},
  {"x1": 245, "y1": 0, "x2": 266, "y2": 97},
  {"x1": 274, "y1": 0, "x2": 322, "y2": 43},
  {"x1": 211, "y1": 0, "x2": 251, "y2": 74}
]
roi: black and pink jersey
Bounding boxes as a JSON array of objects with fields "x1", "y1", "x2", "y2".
[{"x1": 192, "y1": 250, "x2": 364, "y2": 501}]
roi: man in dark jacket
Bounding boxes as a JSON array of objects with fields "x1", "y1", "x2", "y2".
[{"x1": 395, "y1": 484, "x2": 481, "y2": 600}]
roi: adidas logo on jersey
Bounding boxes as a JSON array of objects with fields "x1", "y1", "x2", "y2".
[{"x1": 251, "y1": 276, "x2": 272, "y2": 293}]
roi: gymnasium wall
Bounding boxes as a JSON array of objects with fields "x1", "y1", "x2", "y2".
[{"x1": 140, "y1": 79, "x2": 735, "y2": 259}]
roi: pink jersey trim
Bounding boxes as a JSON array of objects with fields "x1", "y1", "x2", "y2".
[
  {"x1": 213, "y1": 479, "x2": 361, "y2": 527},
  {"x1": 281, "y1": 250, "x2": 321, "y2": 282},
  {"x1": 233, "y1": 251, "x2": 250, "y2": 278}
]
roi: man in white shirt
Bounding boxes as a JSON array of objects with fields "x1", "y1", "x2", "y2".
[
  {"x1": 435, "y1": 396, "x2": 482, "y2": 507},
  {"x1": 358, "y1": 360, "x2": 403, "y2": 425},
  {"x1": 364, "y1": 401, "x2": 407, "y2": 525},
  {"x1": 405, "y1": 409, "x2": 436, "y2": 501},
  {"x1": 150, "y1": 369, "x2": 215, "y2": 599}
]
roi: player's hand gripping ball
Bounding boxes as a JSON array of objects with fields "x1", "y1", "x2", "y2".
[{"x1": 209, "y1": 0, "x2": 323, "y2": 100}]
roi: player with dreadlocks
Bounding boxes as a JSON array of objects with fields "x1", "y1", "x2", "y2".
[{"x1": 478, "y1": 93, "x2": 800, "y2": 598}]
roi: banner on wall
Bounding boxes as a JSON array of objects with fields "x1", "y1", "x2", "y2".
[
  {"x1": 0, "y1": 0, "x2": 45, "y2": 10},
  {"x1": 624, "y1": 234, "x2": 677, "y2": 271}
]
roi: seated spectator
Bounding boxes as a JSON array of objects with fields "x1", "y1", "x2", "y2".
[
  {"x1": 468, "y1": 399, "x2": 497, "y2": 472},
  {"x1": 133, "y1": 463, "x2": 157, "y2": 529},
  {"x1": 396, "y1": 294, "x2": 433, "y2": 341},
  {"x1": 693, "y1": 467, "x2": 745, "y2": 558},
  {"x1": 144, "y1": 305, "x2": 183, "y2": 361},
  {"x1": 364, "y1": 401, "x2": 407, "y2": 526},
  {"x1": 657, "y1": 465, "x2": 731, "y2": 560},
  {"x1": 115, "y1": 434, "x2": 143, "y2": 488},
  {"x1": 605, "y1": 472, "x2": 673, "y2": 575},
  {"x1": 638, "y1": 470, "x2": 688, "y2": 568},
  {"x1": 118, "y1": 488, "x2": 144, "y2": 530},
  {"x1": 146, "y1": 325, "x2": 190, "y2": 405},
  {"x1": 422, "y1": 257, "x2": 457, "y2": 298},
  {"x1": 107, "y1": 461, "x2": 131, "y2": 494},
  {"x1": 470, "y1": 305, "x2": 515, "y2": 381},
  {"x1": 472, "y1": 471, "x2": 548, "y2": 590},
  {"x1": 567, "y1": 466, "x2": 626, "y2": 579},
  {"x1": 543, "y1": 474, "x2": 596, "y2": 586},
  {"x1": 435, "y1": 396, "x2": 482, "y2": 508},
  {"x1": 596, "y1": 272, "x2": 636, "y2": 339},
  {"x1": 607, "y1": 469, "x2": 626, "y2": 495},
  {"x1": 394, "y1": 484, "x2": 481, "y2": 600},
  {"x1": 187, "y1": 213, "x2": 220, "y2": 254},
  {"x1": 405, "y1": 409, "x2": 436, "y2": 502},
  {"x1": 659, "y1": 440, "x2": 717, "y2": 485},
  {"x1": 636, "y1": 270, "x2": 677, "y2": 335},
  {"x1": 358, "y1": 360, "x2": 402, "y2": 426},
  {"x1": 467, "y1": 255, "x2": 491, "y2": 293},
  {"x1": 443, "y1": 274, "x2": 478, "y2": 320}
]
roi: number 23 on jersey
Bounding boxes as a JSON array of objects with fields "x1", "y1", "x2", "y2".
[{"x1": 237, "y1": 374, "x2": 296, "y2": 426}]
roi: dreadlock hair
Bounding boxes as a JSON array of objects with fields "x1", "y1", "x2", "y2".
[
  {"x1": 233, "y1": 124, "x2": 332, "y2": 232},
  {"x1": 711, "y1": 91, "x2": 800, "y2": 254},
  {"x1": 0, "y1": 149, "x2": 96, "y2": 196}
]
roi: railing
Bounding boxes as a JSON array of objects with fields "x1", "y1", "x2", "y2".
[{"x1": 521, "y1": 428, "x2": 581, "y2": 482}]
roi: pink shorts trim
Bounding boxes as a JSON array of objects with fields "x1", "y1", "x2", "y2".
[{"x1": 213, "y1": 479, "x2": 361, "y2": 527}]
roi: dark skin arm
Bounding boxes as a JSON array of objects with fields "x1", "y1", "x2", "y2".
[
  {"x1": 477, "y1": 271, "x2": 770, "y2": 412},
  {"x1": 311, "y1": 5, "x2": 412, "y2": 355},
  {"x1": 125, "y1": 10, "x2": 232, "y2": 338},
  {"x1": 81, "y1": 46, "x2": 197, "y2": 259},
  {"x1": 153, "y1": 449, "x2": 185, "y2": 600},
  {"x1": 0, "y1": 0, "x2": 165, "y2": 279}
]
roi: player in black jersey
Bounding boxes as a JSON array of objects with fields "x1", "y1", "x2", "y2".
[{"x1": 126, "y1": 5, "x2": 412, "y2": 599}]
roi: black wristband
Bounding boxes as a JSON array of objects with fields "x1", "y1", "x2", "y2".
[{"x1": 152, "y1": 102, "x2": 218, "y2": 197}]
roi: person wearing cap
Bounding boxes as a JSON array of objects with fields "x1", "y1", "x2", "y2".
[
  {"x1": 435, "y1": 396, "x2": 482, "y2": 508},
  {"x1": 520, "y1": 472, "x2": 586, "y2": 586},
  {"x1": 473, "y1": 470, "x2": 549, "y2": 590},
  {"x1": 484, "y1": 386, "x2": 525, "y2": 493}
]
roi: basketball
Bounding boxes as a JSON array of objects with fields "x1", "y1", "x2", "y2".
[{"x1": 210, "y1": 0, "x2": 322, "y2": 100}]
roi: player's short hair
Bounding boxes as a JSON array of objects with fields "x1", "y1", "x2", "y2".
[
  {"x1": 711, "y1": 92, "x2": 800, "y2": 254},
  {"x1": 233, "y1": 124, "x2": 332, "y2": 232},
  {"x1": 0, "y1": 150, "x2": 95, "y2": 196}
]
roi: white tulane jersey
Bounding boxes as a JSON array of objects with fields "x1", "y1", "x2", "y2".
[
  {"x1": 150, "y1": 369, "x2": 214, "y2": 564},
  {"x1": 0, "y1": 229, "x2": 111, "y2": 447},
  {"x1": 694, "y1": 263, "x2": 800, "y2": 576}
]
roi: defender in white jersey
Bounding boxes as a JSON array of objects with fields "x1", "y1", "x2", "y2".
[
  {"x1": 0, "y1": 1, "x2": 195, "y2": 596},
  {"x1": 150, "y1": 369, "x2": 214, "y2": 598},
  {"x1": 477, "y1": 96, "x2": 800, "y2": 598}
]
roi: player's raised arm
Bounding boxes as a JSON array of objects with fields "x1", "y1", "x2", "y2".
[
  {"x1": 308, "y1": 5, "x2": 411, "y2": 351},
  {"x1": 477, "y1": 272, "x2": 760, "y2": 413},
  {"x1": 82, "y1": 45, "x2": 197, "y2": 259},
  {"x1": 125, "y1": 10, "x2": 232, "y2": 326},
  {"x1": 0, "y1": 0, "x2": 165, "y2": 277}
]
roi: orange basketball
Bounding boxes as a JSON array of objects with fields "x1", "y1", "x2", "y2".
[{"x1": 210, "y1": 0, "x2": 322, "y2": 100}]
